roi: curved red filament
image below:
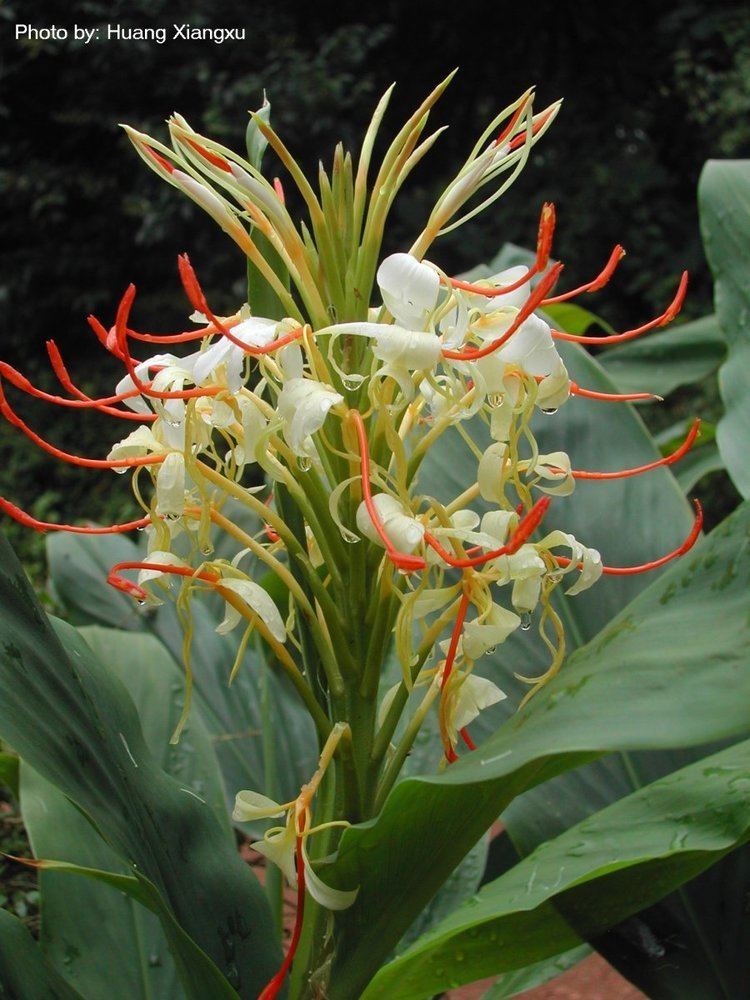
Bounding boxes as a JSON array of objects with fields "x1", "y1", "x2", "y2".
[
  {"x1": 570, "y1": 420, "x2": 700, "y2": 480},
  {"x1": 555, "y1": 499, "x2": 703, "y2": 577},
  {"x1": 443, "y1": 264, "x2": 563, "y2": 362},
  {"x1": 349, "y1": 409, "x2": 426, "y2": 572},
  {"x1": 542, "y1": 245, "x2": 625, "y2": 304},
  {"x1": 568, "y1": 380, "x2": 660, "y2": 403},
  {"x1": 107, "y1": 561, "x2": 220, "y2": 601},
  {"x1": 0, "y1": 383, "x2": 166, "y2": 469},
  {"x1": 0, "y1": 498, "x2": 151, "y2": 535},
  {"x1": 424, "y1": 497, "x2": 551, "y2": 569},
  {"x1": 258, "y1": 835, "x2": 306, "y2": 1000},
  {"x1": 440, "y1": 591, "x2": 471, "y2": 763},
  {"x1": 553, "y1": 272, "x2": 688, "y2": 345}
]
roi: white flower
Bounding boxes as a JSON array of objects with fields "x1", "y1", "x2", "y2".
[
  {"x1": 216, "y1": 577, "x2": 287, "y2": 643},
  {"x1": 466, "y1": 265, "x2": 532, "y2": 314},
  {"x1": 155, "y1": 451, "x2": 186, "y2": 517},
  {"x1": 463, "y1": 603, "x2": 521, "y2": 659},
  {"x1": 478, "y1": 442, "x2": 510, "y2": 503},
  {"x1": 136, "y1": 550, "x2": 189, "y2": 586},
  {"x1": 232, "y1": 791, "x2": 286, "y2": 823},
  {"x1": 277, "y1": 378, "x2": 343, "y2": 457},
  {"x1": 451, "y1": 672, "x2": 506, "y2": 731},
  {"x1": 522, "y1": 451, "x2": 575, "y2": 497},
  {"x1": 106, "y1": 425, "x2": 168, "y2": 470},
  {"x1": 541, "y1": 530, "x2": 603, "y2": 595},
  {"x1": 494, "y1": 544, "x2": 547, "y2": 613},
  {"x1": 356, "y1": 494, "x2": 425, "y2": 553},
  {"x1": 376, "y1": 253, "x2": 440, "y2": 329},
  {"x1": 191, "y1": 316, "x2": 277, "y2": 392}
]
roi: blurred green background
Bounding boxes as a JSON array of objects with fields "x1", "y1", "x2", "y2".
[{"x1": 1, "y1": 0, "x2": 748, "y2": 578}]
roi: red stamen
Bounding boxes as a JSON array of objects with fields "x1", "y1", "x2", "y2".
[
  {"x1": 34, "y1": 345, "x2": 155, "y2": 422},
  {"x1": 257, "y1": 835, "x2": 306, "y2": 1000},
  {"x1": 536, "y1": 202, "x2": 555, "y2": 270},
  {"x1": 107, "y1": 560, "x2": 220, "y2": 601},
  {"x1": 0, "y1": 359, "x2": 148, "y2": 423},
  {"x1": 571, "y1": 419, "x2": 700, "y2": 480},
  {"x1": 146, "y1": 147, "x2": 174, "y2": 174},
  {"x1": 440, "y1": 591, "x2": 471, "y2": 762},
  {"x1": 273, "y1": 177, "x2": 285, "y2": 204},
  {"x1": 177, "y1": 254, "x2": 304, "y2": 357},
  {"x1": 542, "y1": 245, "x2": 625, "y2": 304},
  {"x1": 442, "y1": 265, "x2": 562, "y2": 362},
  {"x1": 185, "y1": 138, "x2": 232, "y2": 172},
  {"x1": 110, "y1": 284, "x2": 224, "y2": 402},
  {"x1": 424, "y1": 497, "x2": 551, "y2": 569},
  {"x1": 493, "y1": 103, "x2": 527, "y2": 147},
  {"x1": 349, "y1": 410, "x2": 426, "y2": 573},
  {"x1": 460, "y1": 727, "x2": 477, "y2": 751},
  {"x1": 0, "y1": 498, "x2": 151, "y2": 535},
  {"x1": 263, "y1": 491, "x2": 281, "y2": 543},
  {"x1": 0, "y1": 382, "x2": 166, "y2": 469},
  {"x1": 555, "y1": 499, "x2": 703, "y2": 577},
  {"x1": 568, "y1": 380, "x2": 660, "y2": 403},
  {"x1": 507, "y1": 106, "x2": 555, "y2": 151},
  {"x1": 552, "y1": 272, "x2": 688, "y2": 345}
]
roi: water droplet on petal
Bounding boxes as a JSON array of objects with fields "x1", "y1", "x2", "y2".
[
  {"x1": 520, "y1": 611, "x2": 532, "y2": 631},
  {"x1": 541, "y1": 407, "x2": 558, "y2": 416}
]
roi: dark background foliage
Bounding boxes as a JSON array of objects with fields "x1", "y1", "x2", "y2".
[{"x1": 1, "y1": 0, "x2": 749, "y2": 576}]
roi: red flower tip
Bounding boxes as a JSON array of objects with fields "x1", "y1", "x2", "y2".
[
  {"x1": 273, "y1": 177, "x2": 285, "y2": 204},
  {"x1": 185, "y1": 137, "x2": 232, "y2": 173},
  {"x1": 661, "y1": 271, "x2": 689, "y2": 326},
  {"x1": 536, "y1": 202, "x2": 556, "y2": 270},
  {"x1": 146, "y1": 146, "x2": 174, "y2": 174}
]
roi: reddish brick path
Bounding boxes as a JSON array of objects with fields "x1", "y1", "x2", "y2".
[{"x1": 446, "y1": 955, "x2": 645, "y2": 999}]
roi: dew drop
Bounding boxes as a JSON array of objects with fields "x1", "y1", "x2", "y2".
[
  {"x1": 541, "y1": 407, "x2": 558, "y2": 416},
  {"x1": 297, "y1": 456, "x2": 312, "y2": 472},
  {"x1": 201, "y1": 543, "x2": 213, "y2": 556},
  {"x1": 136, "y1": 599, "x2": 146, "y2": 607},
  {"x1": 136, "y1": 525, "x2": 146, "y2": 532},
  {"x1": 148, "y1": 953, "x2": 162, "y2": 968},
  {"x1": 520, "y1": 611, "x2": 532, "y2": 631}
]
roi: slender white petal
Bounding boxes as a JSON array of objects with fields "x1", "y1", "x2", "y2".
[
  {"x1": 232, "y1": 790, "x2": 286, "y2": 823},
  {"x1": 216, "y1": 577, "x2": 286, "y2": 643}
]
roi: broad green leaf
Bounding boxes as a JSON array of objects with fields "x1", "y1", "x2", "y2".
[
  {"x1": 365, "y1": 738, "x2": 750, "y2": 999},
  {"x1": 326, "y1": 501, "x2": 750, "y2": 997},
  {"x1": 12, "y1": 860, "x2": 235, "y2": 1000},
  {"x1": 0, "y1": 534, "x2": 281, "y2": 996},
  {"x1": 47, "y1": 531, "x2": 318, "y2": 827},
  {"x1": 598, "y1": 315, "x2": 725, "y2": 396},
  {"x1": 480, "y1": 945, "x2": 591, "y2": 999},
  {"x1": 0, "y1": 908, "x2": 83, "y2": 1000},
  {"x1": 21, "y1": 626, "x2": 231, "y2": 998},
  {"x1": 699, "y1": 160, "x2": 750, "y2": 498},
  {"x1": 674, "y1": 441, "x2": 725, "y2": 492},
  {"x1": 0, "y1": 750, "x2": 19, "y2": 800},
  {"x1": 396, "y1": 835, "x2": 489, "y2": 955},
  {"x1": 542, "y1": 301, "x2": 613, "y2": 336}
]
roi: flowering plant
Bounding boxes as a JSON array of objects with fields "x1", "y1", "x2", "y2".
[{"x1": 2, "y1": 77, "x2": 750, "y2": 1000}]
